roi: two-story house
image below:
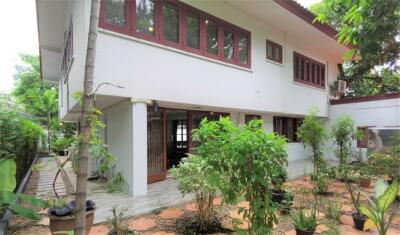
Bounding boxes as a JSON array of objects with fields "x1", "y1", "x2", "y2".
[{"x1": 36, "y1": 0, "x2": 350, "y2": 196}]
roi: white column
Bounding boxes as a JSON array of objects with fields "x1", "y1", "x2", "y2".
[{"x1": 131, "y1": 99, "x2": 148, "y2": 196}]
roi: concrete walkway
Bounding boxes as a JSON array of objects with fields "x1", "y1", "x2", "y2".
[{"x1": 36, "y1": 156, "x2": 67, "y2": 199}]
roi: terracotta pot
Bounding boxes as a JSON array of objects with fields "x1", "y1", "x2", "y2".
[
  {"x1": 352, "y1": 212, "x2": 367, "y2": 231},
  {"x1": 359, "y1": 178, "x2": 371, "y2": 187},
  {"x1": 295, "y1": 229, "x2": 315, "y2": 235},
  {"x1": 49, "y1": 209, "x2": 94, "y2": 235}
]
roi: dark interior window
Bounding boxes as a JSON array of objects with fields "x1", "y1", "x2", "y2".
[
  {"x1": 136, "y1": 0, "x2": 155, "y2": 35},
  {"x1": 266, "y1": 39, "x2": 282, "y2": 63},
  {"x1": 273, "y1": 117, "x2": 303, "y2": 142},
  {"x1": 105, "y1": 0, "x2": 126, "y2": 27},
  {"x1": 163, "y1": 2, "x2": 179, "y2": 42},
  {"x1": 293, "y1": 52, "x2": 325, "y2": 89}
]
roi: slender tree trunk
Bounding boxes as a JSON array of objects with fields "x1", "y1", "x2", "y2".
[{"x1": 74, "y1": 0, "x2": 100, "y2": 234}]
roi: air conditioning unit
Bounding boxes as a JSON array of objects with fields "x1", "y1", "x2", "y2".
[{"x1": 332, "y1": 80, "x2": 347, "y2": 94}]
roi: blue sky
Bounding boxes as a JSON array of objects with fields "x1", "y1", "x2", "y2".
[{"x1": 0, "y1": 0, "x2": 320, "y2": 94}]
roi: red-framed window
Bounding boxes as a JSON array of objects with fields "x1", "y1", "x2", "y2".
[
  {"x1": 357, "y1": 127, "x2": 369, "y2": 148},
  {"x1": 293, "y1": 52, "x2": 325, "y2": 89},
  {"x1": 99, "y1": 0, "x2": 251, "y2": 68},
  {"x1": 61, "y1": 19, "x2": 73, "y2": 78},
  {"x1": 273, "y1": 117, "x2": 303, "y2": 142},
  {"x1": 266, "y1": 39, "x2": 282, "y2": 63}
]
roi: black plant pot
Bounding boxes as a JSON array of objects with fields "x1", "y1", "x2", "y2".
[
  {"x1": 352, "y1": 212, "x2": 367, "y2": 230},
  {"x1": 396, "y1": 195, "x2": 400, "y2": 203},
  {"x1": 272, "y1": 190, "x2": 286, "y2": 204},
  {"x1": 58, "y1": 150, "x2": 65, "y2": 156},
  {"x1": 295, "y1": 229, "x2": 315, "y2": 235}
]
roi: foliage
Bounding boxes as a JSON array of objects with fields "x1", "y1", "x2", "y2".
[
  {"x1": 311, "y1": 0, "x2": 400, "y2": 77},
  {"x1": 290, "y1": 208, "x2": 318, "y2": 232},
  {"x1": 330, "y1": 116, "x2": 359, "y2": 165},
  {"x1": 359, "y1": 179, "x2": 399, "y2": 235},
  {"x1": 170, "y1": 154, "x2": 217, "y2": 232},
  {"x1": 368, "y1": 153, "x2": 400, "y2": 180},
  {"x1": 314, "y1": 173, "x2": 328, "y2": 194},
  {"x1": 106, "y1": 206, "x2": 132, "y2": 235},
  {"x1": 106, "y1": 173, "x2": 125, "y2": 193},
  {"x1": 192, "y1": 117, "x2": 288, "y2": 234},
  {"x1": 0, "y1": 159, "x2": 48, "y2": 220},
  {"x1": 297, "y1": 108, "x2": 327, "y2": 176},
  {"x1": 345, "y1": 179, "x2": 362, "y2": 215},
  {"x1": 52, "y1": 137, "x2": 74, "y2": 152},
  {"x1": 326, "y1": 198, "x2": 341, "y2": 222},
  {"x1": 271, "y1": 163, "x2": 288, "y2": 192}
]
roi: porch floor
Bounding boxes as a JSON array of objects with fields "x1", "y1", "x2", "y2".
[{"x1": 64, "y1": 158, "x2": 316, "y2": 224}]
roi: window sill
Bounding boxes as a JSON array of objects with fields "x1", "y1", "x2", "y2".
[
  {"x1": 99, "y1": 28, "x2": 253, "y2": 73},
  {"x1": 293, "y1": 80, "x2": 326, "y2": 91},
  {"x1": 265, "y1": 58, "x2": 284, "y2": 66}
]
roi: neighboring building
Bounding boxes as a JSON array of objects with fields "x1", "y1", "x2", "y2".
[{"x1": 37, "y1": 0, "x2": 352, "y2": 196}]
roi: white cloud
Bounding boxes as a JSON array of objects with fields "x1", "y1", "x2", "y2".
[{"x1": 0, "y1": 0, "x2": 38, "y2": 94}]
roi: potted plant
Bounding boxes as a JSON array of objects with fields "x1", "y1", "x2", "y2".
[
  {"x1": 291, "y1": 208, "x2": 318, "y2": 235},
  {"x1": 358, "y1": 164, "x2": 373, "y2": 188},
  {"x1": 344, "y1": 179, "x2": 367, "y2": 230},
  {"x1": 271, "y1": 167, "x2": 289, "y2": 204},
  {"x1": 280, "y1": 192, "x2": 293, "y2": 214},
  {"x1": 52, "y1": 137, "x2": 73, "y2": 156},
  {"x1": 48, "y1": 198, "x2": 96, "y2": 235},
  {"x1": 359, "y1": 179, "x2": 399, "y2": 235}
]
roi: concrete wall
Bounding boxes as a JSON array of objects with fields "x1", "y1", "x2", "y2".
[
  {"x1": 325, "y1": 97, "x2": 400, "y2": 160},
  {"x1": 92, "y1": 0, "x2": 339, "y2": 118},
  {"x1": 104, "y1": 101, "x2": 133, "y2": 194}
]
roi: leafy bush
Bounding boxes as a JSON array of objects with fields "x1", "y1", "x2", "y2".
[
  {"x1": 330, "y1": 115, "x2": 359, "y2": 165},
  {"x1": 368, "y1": 153, "x2": 400, "y2": 180},
  {"x1": 192, "y1": 117, "x2": 288, "y2": 234},
  {"x1": 52, "y1": 137, "x2": 73, "y2": 152},
  {"x1": 326, "y1": 199, "x2": 341, "y2": 222},
  {"x1": 297, "y1": 108, "x2": 328, "y2": 176},
  {"x1": 106, "y1": 173, "x2": 125, "y2": 193},
  {"x1": 170, "y1": 154, "x2": 216, "y2": 232}
]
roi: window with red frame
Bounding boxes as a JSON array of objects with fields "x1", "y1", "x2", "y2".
[
  {"x1": 293, "y1": 52, "x2": 325, "y2": 89},
  {"x1": 99, "y1": 0, "x2": 251, "y2": 68},
  {"x1": 61, "y1": 20, "x2": 73, "y2": 78},
  {"x1": 357, "y1": 127, "x2": 369, "y2": 148},
  {"x1": 266, "y1": 39, "x2": 282, "y2": 63},
  {"x1": 273, "y1": 117, "x2": 303, "y2": 142}
]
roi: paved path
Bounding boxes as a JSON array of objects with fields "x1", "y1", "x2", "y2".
[{"x1": 36, "y1": 157, "x2": 67, "y2": 199}]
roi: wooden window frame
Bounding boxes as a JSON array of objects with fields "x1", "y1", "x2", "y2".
[
  {"x1": 273, "y1": 117, "x2": 303, "y2": 143},
  {"x1": 266, "y1": 39, "x2": 282, "y2": 64},
  {"x1": 61, "y1": 19, "x2": 74, "y2": 80},
  {"x1": 99, "y1": 0, "x2": 251, "y2": 68},
  {"x1": 293, "y1": 51, "x2": 325, "y2": 89}
]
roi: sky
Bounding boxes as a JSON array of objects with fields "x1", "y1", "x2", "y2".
[{"x1": 0, "y1": 0, "x2": 320, "y2": 94}]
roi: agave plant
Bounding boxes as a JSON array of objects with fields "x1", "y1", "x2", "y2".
[
  {"x1": 0, "y1": 159, "x2": 48, "y2": 220},
  {"x1": 359, "y1": 179, "x2": 399, "y2": 235}
]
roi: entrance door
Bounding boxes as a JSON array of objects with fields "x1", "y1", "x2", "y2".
[{"x1": 147, "y1": 110, "x2": 166, "y2": 183}]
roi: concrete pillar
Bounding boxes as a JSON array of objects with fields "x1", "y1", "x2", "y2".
[{"x1": 131, "y1": 99, "x2": 148, "y2": 196}]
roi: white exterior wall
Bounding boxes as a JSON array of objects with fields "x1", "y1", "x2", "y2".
[
  {"x1": 325, "y1": 97, "x2": 400, "y2": 160},
  {"x1": 58, "y1": 0, "x2": 90, "y2": 119},
  {"x1": 92, "y1": 0, "x2": 339, "y2": 118},
  {"x1": 104, "y1": 101, "x2": 133, "y2": 194}
]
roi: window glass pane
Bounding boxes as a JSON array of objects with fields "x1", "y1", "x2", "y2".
[
  {"x1": 239, "y1": 33, "x2": 248, "y2": 64},
  {"x1": 224, "y1": 29, "x2": 234, "y2": 60},
  {"x1": 273, "y1": 46, "x2": 280, "y2": 62},
  {"x1": 105, "y1": 0, "x2": 126, "y2": 27},
  {"x1": 267, "y1": 44, "x2": 273, "y2": 59},
  {"x1": 186, "y1": 12, "x2": 200, "y2": 49},
  {"x1": 163, "y1": 3, "x2": 179, "y2": 42},
  {"x1": 206, "y1": 19, "x2": 218, "y2": 55},
  {"x1": 136, "y1": 0, "x2": 155, "y2": 35}
]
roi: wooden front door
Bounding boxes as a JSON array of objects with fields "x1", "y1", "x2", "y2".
[{"x1": 147, "y1": 109, "x2": 167, "y2": 183}]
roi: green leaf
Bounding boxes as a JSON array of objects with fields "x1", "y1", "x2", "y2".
[
  {"x1": 9, "y1": 204, "x2": 41, "y2": 220},
  {"x1": 377, "y1": 180, "x2": 398, "y2": 213},
  {"x1": 17, "y1": 193, "x2": 48, "y2": 208},
  {"x1": 359, "y1": 205, "x2": 378, "y2": 224},
  {"x1": 374, "y1": 179, "x2": 388, "y2": 199},
  {"x1": 0, "y1": 159, "x2": 17, "y2": 192},
  {"x1": 343, "y1": 49, "x2": 356, "y2": 60},
  {"x1": 0, "y1": 191, "x2": 17, "y2": 205}
]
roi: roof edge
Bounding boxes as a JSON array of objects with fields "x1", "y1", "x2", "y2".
[
  {"x1": 273, "y1": 0, "x2": 352, "y2": 49},
  {"x1": 330, "y1": 92, "x2": 400, "y2": 105}
]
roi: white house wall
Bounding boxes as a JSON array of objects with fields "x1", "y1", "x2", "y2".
[{"x1": 92, "y1": 0, "x2": 340, "y2": 118}]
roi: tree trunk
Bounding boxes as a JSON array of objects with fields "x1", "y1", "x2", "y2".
[{"x1": 74, "y1": 0, "x2": 100, "y2": 234}]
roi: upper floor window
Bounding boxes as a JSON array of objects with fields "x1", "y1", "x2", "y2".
[
  {"x1": 266, "y1": 40, "x2": 282, "y2": 63},
  {"x1": 99, "y1": 0, "x2": 251, "y2": 68},
  {"x1": 293, "y1": 52, "x2": 325, "y2": 89},
  {"x1": 273, "y1": 117, "x2": 303, "y2": 142},
  {"x1": 61, "y1": 20, "x2": 73, "y2": 78}
]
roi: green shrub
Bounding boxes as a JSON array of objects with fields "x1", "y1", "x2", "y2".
[
  {"x1": 170, "y1": 154, "x2": 217, "y2": 232},
  {"x1": 291, "y1": 208, "x2": 318, "y2": 232},
  {"x1": 330, "y1": 115, "x2": 359, "y2": 165},
  {"x1": 192, "y1": 117, "x2": 288, "y2": 234},
  {"x1": 106, "y1": 173, "x2": 125, "y2": 193},
  {"x1": 52, "y1": 137, "x2": 73, "y2": 152},
  {"x1": 369, "y1": 153, "x2": 400, "y2": 180}
]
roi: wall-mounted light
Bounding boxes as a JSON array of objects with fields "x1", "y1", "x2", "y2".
[
  {"x1": 152, "y1": 100, "x2": 158, "y2": 113},
  {"x1": 148, "y1": 26, "x2": 154, "y2": 32}
]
